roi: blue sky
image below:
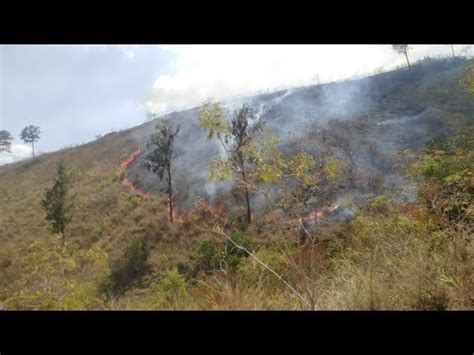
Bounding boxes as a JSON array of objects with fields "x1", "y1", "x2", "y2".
[
  {"x1": 0, "y1": 45, "x2": 174, "y2": 162},
  {"x1": 1, "y1": 45, "x2": 472, "y2": 165}
]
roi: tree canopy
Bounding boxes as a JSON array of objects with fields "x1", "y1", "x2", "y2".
[
  {"x1": 0, "y1": 130, "x2": 13, "y2": 153},
  {"x1": 20, "y1": 125, "x2": 41, "y2": 157}
]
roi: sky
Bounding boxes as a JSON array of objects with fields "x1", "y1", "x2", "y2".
[{"x1": 1, "y1": 44, "x2": 473, "y2": 165}]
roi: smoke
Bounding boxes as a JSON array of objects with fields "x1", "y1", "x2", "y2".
[
  {"x1": 145, "y1": 45, "x2": 474, "y2": 116},
  {"x1": 127, "y1": 57, "x2": 471, "y2": 218},
  {"x1": 145, "y1": 45, "x2": 395, "y2": 115},
  {"x1": 0, "y1": 143, "x2": 31, "y2": 166}
]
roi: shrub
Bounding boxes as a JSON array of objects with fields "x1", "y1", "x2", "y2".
[
  {"x1": 192, "y1": 233, "x2": 253, "y2": 275},
  {"x1": 91, "y1": 218, "x2": 108, "y2": 240},
  {"x1": 238, "y1": 247, "x2": 287, "y2": 286},
  {"x1": 105, "y1": 239, "x2": 149, "y2": 297},
  {"x1": 369, "y1": 195, "x2": 391, "y2": 213},
  {"x1": 124, "y1": 193, "x2": 142, "y2": 210},
  {"x1": 150, "y1": 267, "x2": 188, "y2": 308},
  {"x1": 225, "y1": 232, "x2": 252, "y2": 271},
  {"x1": 193, "y1": 239, "x2": 223, "y2": 274},
  {"x1": 429, "y1": 231, "x2": 448, "y2": 251}
]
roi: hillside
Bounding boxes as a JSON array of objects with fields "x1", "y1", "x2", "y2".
[
  {"x1": 0, "y1": 57, "x2": 472, "y2": 310},
  {"x1": 127, "y1": 57, "x2": 473, "y2": 213}
]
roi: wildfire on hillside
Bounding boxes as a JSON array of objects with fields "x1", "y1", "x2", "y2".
[
  {"x1": 119, "y1": 148, "x2": 184, "y2": 222},
  {"x1": 119, "y1": 148, "x2": 343, "y2": 226}
]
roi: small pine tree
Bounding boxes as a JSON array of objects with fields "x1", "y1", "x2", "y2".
[{"x1": 41, "y1": 161, "x2": 72, "y2": 243}]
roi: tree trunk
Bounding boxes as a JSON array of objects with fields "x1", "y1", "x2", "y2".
[
  {"x1": 167, "y1": 167, "x2": 173, "y2": 222},
  {"x1": 32, "y1": 141, "x2": 35, "y2": 157},
  {"x1": 404, "y1": 51, "x2": 411, "y2": 71},
  {"x1": 241, "y1": 170, "x2": 251, "y2": 225},
  {"x1": 451, "y1": 45, "x2": 455, "y2": 58}
]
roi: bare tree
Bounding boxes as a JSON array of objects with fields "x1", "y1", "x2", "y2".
[
  {"x1": 392, "y1": 45, "x2": 412, "y2": 70},
  {"x1": 20, "y1": 125, "x2": 41, "y2": 157},
  {"x1": 450, "y1": 45, "x2": 456, "y2": 58},
  {"x1": 0, "y1": 130, "x2": 13, "y2": 153},
  {"x1": 142, "y1": 119, "x2": 180, "y2": 222}
]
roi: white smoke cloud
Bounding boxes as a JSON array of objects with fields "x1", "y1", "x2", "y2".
[
  {"x1": 145, "y1": 45, "x2": 474, "y2": 115},
  {"x1": 0, "y1": 143, "x2": 31, "y2": 166}
]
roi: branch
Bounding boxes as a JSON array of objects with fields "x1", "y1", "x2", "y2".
[{"x1": 211, "y1": 227, "x2": 312, "y2": 309}]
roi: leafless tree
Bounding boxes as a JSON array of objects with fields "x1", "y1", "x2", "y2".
[{"x1": 450, "y1": 45, "x2": 456, "y2": 58}]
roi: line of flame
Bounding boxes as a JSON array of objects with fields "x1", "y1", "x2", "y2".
[{"x1": 118, "y1": 149, "x2": 341, "y2": 226}]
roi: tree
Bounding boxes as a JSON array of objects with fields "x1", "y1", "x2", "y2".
[
  {"x1": 142, "y1": 119, "x2": 180, "y2": 222},
  {"x1": 0, "y1": 130, "x2": 13, "y2": 153},
  {"x1": 392, "y1": 45, "x2": 412, "y2": 70},
  {"x1": 41, "y1": 161, "x2": 72, "y2": 243},
  {"x1": 20, "y1": 125, "x2": 41, "y2": 157},
  {"x1": 199, "y1": 103, "x2": 264, "y2": 224}
]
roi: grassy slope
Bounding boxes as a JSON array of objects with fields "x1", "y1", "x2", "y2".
[{"x1": 0, "y1": 58, "x2": 472, "y2": 309}]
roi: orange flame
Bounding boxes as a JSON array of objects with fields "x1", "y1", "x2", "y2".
[
  {"x1": 165, "y1": 194, "x2": 185, "y2": 223},
  {"x1": 195, "y1": 199, "x2": 227, "y2": 224},
  {"x1": 119, "y1": 148, "x2": 141, "y2": 171},
  {"x1": 119, "y1": 148, "x2": 150, "y2": 198},
  {"x1": 117, "y1": 149, "x2": 341, "y2": 226},
  {"x1": 295, "y1": 202, "x2": 341, "y2": 224},
  {"x1": 119, "y1": 148, "x2": 186, "y2": 222}
]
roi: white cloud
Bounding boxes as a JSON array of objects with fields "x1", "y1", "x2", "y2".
[
  {"x1": 146, "y1": 45, "x2": 473, "y2": 115},
  {"x1": 0, "y1": 143, "x2": 31, "y2": 166},
  {"x1": 80, "y1": 45, "x2": 138, "y2": 59}
]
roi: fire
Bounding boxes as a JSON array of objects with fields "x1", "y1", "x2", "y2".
[
  {"x1": 195, "y1": 199, "x2": 227, "y2": 224},
  {"x1": 119, "y1": 148, "x2": 141, "y2": 171},
  {"x1": 122, "y1": 177, "x2": 150, "y2": 198},
  {"x1": 165, "y1": 194, "x2": 185, "y2": 223},
  {"x1": 117, "y1": 149, "x2": 341, "y2": 226},
  {"x1": 296, "y1": 202, "x2": 341, "y2": 224},
  {"x1": 119, "y1": 148, "x2": 149, "y2": 198},
  {"x1": 119, "y1": 148, "x2": 186, "y2": 223}
]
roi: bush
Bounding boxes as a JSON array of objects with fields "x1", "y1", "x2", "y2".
[
  {"x1": 369, "y1": 195, "x2": 391, "y2": 213},
  {"x1": 193, "y1": 239, "x2": 224, "y2": 274},
  {"x1": 192, "y1": 233, "x2": 253, "y2": 275},
  {"x1": 412, "y1": 130, "x2": 473, "y2": 223},
  {"x1": 150, "y1": 267, "x2": 188, "y2": 308},
  {"x1": 238, "y1": 247, "x2": 287, "y2": 286},
  {"x1": 91, "y1": 218, "x2": 108, "y2": 240},
  {"x1": 105, "y1": 239, "x2": 149, "y2": 297},
  {"x1": 225, "y1": 232, "x2": 252, "y2": 271},
  {"x1": 124, "y1": 193, "x2": 142, "y2": 210}
]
